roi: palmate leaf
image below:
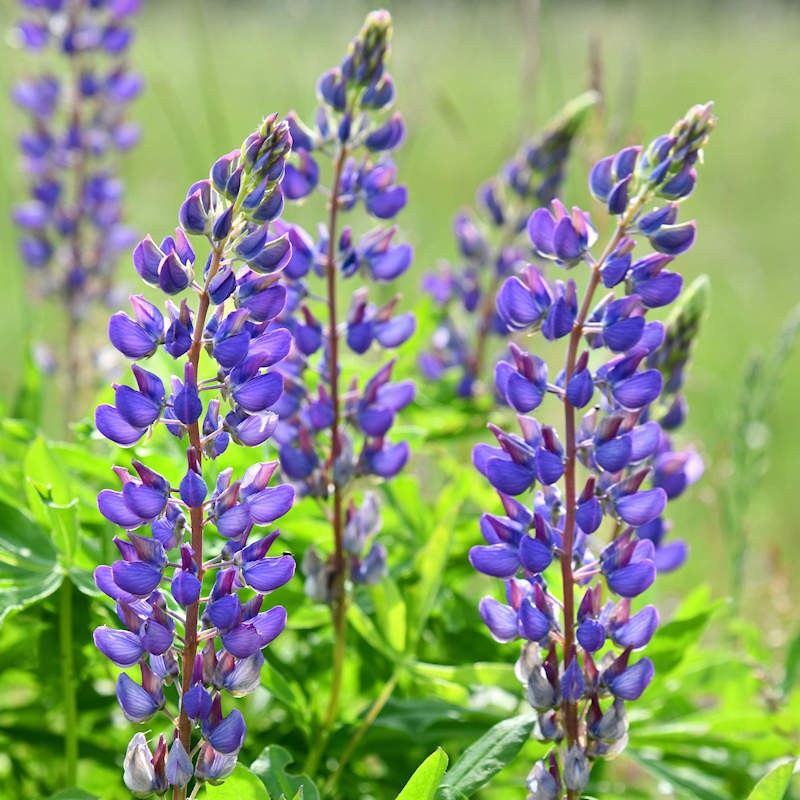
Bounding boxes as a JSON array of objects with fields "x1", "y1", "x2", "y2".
[
  {"x1": 48, "y1": 791, "x2": 100, "y2": 800},
  {"x1": 0, "y1": 501, "x2": 62, "y2": 625},
  {"x1": 250, "y1": 745, "x2": 319, "y2": 800}
]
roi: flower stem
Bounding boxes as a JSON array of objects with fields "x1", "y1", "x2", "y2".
[
  {"x1": 60, "y1": 578, "x2": 78, "y2": 787},
  {"x1": 174, "y1": 241, "x2": 227, "y2": 797},
  {"x1": 306, "y1": 146, "x2": 349, "y2": 777},
  {"x1": 558, "y1": 200, "x2": 642, "y2": 761}
]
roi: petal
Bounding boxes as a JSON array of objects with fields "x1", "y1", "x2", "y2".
[
  {"x1": 527, "y1": 208, "x2": 556, "y2": 254},
  {"x1": 518, "y1": 535, "x2": 553, "y2": 574},
  {"x1": 209, "y1": 709, "x2": 246, "y2": 754},
  {"x1": 116, "y1": 673, "x2": 159, "y2": 722},
  {"x1": 468, "y1": 544, "x2": 520, "y2": 579},
  {"x1": 606, "y1": 561, "x2": 656, "y2": 597},
  {"x1": 94, "y1": 626, "x2": 144, "y2": 667},
  {"x1": 615, "y1": 488, "x2": 667, "y2": 526},
  {"x1": 95, "y1": 404, "x2": 146, "y2": 446},
  {"x1": 612, "y1": 369, "x2": 663, "y2": 409},
  {"x1": 485, "y1": 457, "x2": 534, "y2": 496},
  {"x1": 98, "y1": 489, "x2": 145, "y2": 529},
  {"x1": 478, "y1": 597, "x2": 518, "y2": 643},
  {"x1": 517, "y1": 600, "x2": 550, "y2": 641},
  {"x1": 242, "y1": 555, "x2": 296, "y2": 592},
  {"x1": 112, "y1": 561, "x2": 163, "y2": 597},
  {"x1": 233, "y1": 372, "x2": 284, "y2": 413},
  {"x1": 613, "y1": 605, "x2": 659, "y2": 649},
  {"x1": 247, "y1": 484, "x2": 294, "y2": 525},
  {"x1": 606, "y1": 658, "x2": 654, "y2": 700}
]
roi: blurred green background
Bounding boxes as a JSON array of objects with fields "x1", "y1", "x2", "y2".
[
  {"x1": 2, "y1": 0, "x2": 798, "y2": 619},
  {"x1": 0, "y1": 1, "x2": 798, "y2": 797}
]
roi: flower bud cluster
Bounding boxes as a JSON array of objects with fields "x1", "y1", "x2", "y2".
[
  {"x1": 93, "y1": 114, "x2": 297, "y2": 796},
  {"x1": 471, "y1": 103, "x2": 715, "y2": 794},
  {"x1": 419, "y1": 93, "x2": 597, "y2": 398},
  {"x1": 270, "y1": 10, "x2": 414, "y2": 595},
  {"x1": 12, "y1": 0, "x2": 141, "y2": 338}
]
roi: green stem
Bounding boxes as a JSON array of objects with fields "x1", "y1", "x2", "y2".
[
  {"x1": 323, "y1": 671, "x2": 400, "y2": 796},
  {"x1": 60, "y1": 578, "x2": 78, "y2": 786}
]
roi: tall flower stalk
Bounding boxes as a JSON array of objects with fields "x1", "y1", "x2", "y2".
[
  {"x1": 12, "y1": 0, "x2": 141, "y2": 417},
  {"x1": 420, "y1": 92, "x2": 596, "y2": 398},
  {"x1": 269, "y1": 10, "x2": 414, "y2": 771},
  {"x1": 93, "y1": 115, "x2": 297, "y2": 799},
  {"x1": 471, "y1": 103, "x2": 715, "y2": 797}
]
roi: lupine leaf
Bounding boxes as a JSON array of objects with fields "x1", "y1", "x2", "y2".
[
  {"x1": 372, "y1": 577, "x2": 407, "y2": 654},
  {"x1": 0, "y1": 502, "x2": 62, "y2": 625},
  {"x1": 627, "y1": 749, "x2": 728, "y2": 800},
  {"x1": 782, "y1": 628, "x2": 800, "y2": 696},
  {"x1": 745, "y1": 761, "x2": 797, "y2": 800},
  {"x1": 250, "y1": 745, "x2": 320, "y2": 800},
  {"x1": 436, "y1": 712, "x2": 536, "y2": 798},
  {"x1": 395, "y1": 749, "x2": 449, "y2": 800},
  {"x1": 202, "y1": 764, "x2": 269, "y2": 799},
  {"x1": 348, "y1": 600, "x2": 403, "y2": 662},
  {"x1": 47, "y1": 791, "x2": 100, "y2": 800},
  {"x1": 411, "y1": 661, "x2": 518, "y2": 694},
  {"x1": 406, "y1": 476, "x2": 469, "y2": 649}
]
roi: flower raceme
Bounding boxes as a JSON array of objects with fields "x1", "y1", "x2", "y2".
[
  {"x1": 420, "y1": 92, "x2": 597, "y2": 398},
  {"x1": 471, "y1": 102, "x2": 715, "y2": 795},
  {"x1": 94, "y1": 114, "x2": 298, "y2": 797},
  {"x1": 271, "y1": 10, "x2": 414, "y2": 599},
  {"x1": 12, "y1": 0, "x2": 141, "y2": 379}
]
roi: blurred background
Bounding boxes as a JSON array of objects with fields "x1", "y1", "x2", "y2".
[
  {"x1": 0, "y1": 0, "x2": 798, "y2": 796},
  {"x1": 2, "y1": 0, "x2": 798, "y2": 622}
]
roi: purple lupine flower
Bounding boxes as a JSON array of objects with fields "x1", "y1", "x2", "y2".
[
  {"x1": 420, "y1": 92, "x2": 598, "y2": 398},
  {"x1": 11, "y1": 0, "x2": 141, "y2": 405},
  {"x1": 94, "y1": 114, "x2": 297, "y2": 795},
  {"x1": 473, "y1": 103, "x2": 715, "y2": 792},
  {"x1": 269, "y1": 12, "x2": 413, "y2": 609}
]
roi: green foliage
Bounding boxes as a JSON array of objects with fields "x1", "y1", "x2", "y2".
[
  {"x1": 395, "y1": 749, "x2": 449, "y2": 800},
  {"x1": 436, "y1": 713, "x2": 537, "y2": 799},
  {"x1": 250, "y1": 746, "x2": 320, "y2": 800},
  {"x1": 0, "y1": 501, "x2": 62, "y2": 624},
  {"x1": 745, "y1": 761, "x2": 797, "y2": 800},
  {"x1": 203, "y1": 765, "x2": 270, "y2": 800}
]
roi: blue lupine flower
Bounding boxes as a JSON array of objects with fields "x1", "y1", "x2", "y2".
[
  {"x1": 94, "y1": 114, "x2": 297, "y2": 794},
  {"x1": 472, "y1": 103, "x2": 715, "y2": 791},
  {"x1": 12, "y1": 0, "x2": 141, "y2": 395},
  {"x1": 269, "y1": 12, "x2": 413, "y2": 605}
]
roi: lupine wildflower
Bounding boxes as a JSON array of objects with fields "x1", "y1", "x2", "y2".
[
  {"x1": 94, "y1": 114, "x2": 296, "y2": 797},
  {"x1": 267, "y1": 9, "x2": 413, "y2": 765},
  {"x1": 12, "y1": 0, "x2": 141, "y2": 398},
  {"x1": 420, "y1": 93, "x2": 596, "y2": 398},
  {"x1": 274, "y1": 12, "x2": 411, "y2": 605},
  {"x1": 471, "y1": 103, "x2": 715, "y2": 795}
]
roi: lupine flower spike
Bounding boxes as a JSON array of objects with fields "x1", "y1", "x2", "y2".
[
  {"x1": 472, "y1": 103, "x2": 716, "y2": 796},
  {"x1": 420, "y1": 92, "x2": 597, "y2": 398},
  {"x1": 271, "y1": 9, "x2": 414, "y2": 767},
  {"x1": 94, "y1": 114, "x2": 296, "y2": 797},
  {"x1": 12, "y1": 0, "x2": 141, "y2": 408}
]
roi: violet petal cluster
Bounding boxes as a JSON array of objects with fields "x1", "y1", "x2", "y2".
[
  {"x1": 271, "y1": 10, "x2": 414, "y2": 596},
  {"x1": 419, "y1": 93, "x2": 596, "y2": 398},
  {"x1": 94, "y1": 114, "x2": 297, "y2": 796},
  {"x1": 12, "y1": 0, "x2": 141, "y2": 333},
  {"x1": 471, "y1": 103, "x2": 715, "y2": 795}
]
